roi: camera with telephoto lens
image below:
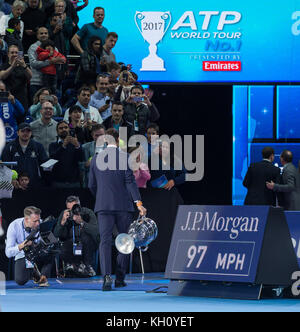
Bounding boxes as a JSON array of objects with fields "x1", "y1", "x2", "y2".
[
  {"x1": 68, "y1": 204, "x2": 82, "y2": 220},
  {"x1": 23, "y1": 216, "x2": 60, "y2": 264}
]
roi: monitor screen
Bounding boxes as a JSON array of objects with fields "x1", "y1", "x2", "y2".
[{"x1": 78, "y1": 0, "x2": 300, "y2": 83}]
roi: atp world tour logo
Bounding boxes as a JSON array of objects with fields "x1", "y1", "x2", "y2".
[{"x1": 135, "y1": 11, "x2": 171, "y2": 71}]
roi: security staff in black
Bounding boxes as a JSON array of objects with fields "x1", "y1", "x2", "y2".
[{"x1": 1, "y1": 123, "x2": 48, "y2": 188}]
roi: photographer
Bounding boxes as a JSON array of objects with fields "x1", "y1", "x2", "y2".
[
  {"x1": 90, "y1": 74, "x2": 112, "y2": 121},
  {"x1": 5, "y1": 206, "x2": 53, "y2": 286},
  {"x1": 124, "y1": 85, "x2": 160, "y2": 136},
  {"x1": 48, "y1": 120, "x2": 84, "y2": 188},
  {"x1": 54, "y1": 195, "x2": 99, "y2": 277}
]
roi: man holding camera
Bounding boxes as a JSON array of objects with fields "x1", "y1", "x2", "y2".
[
  {"x1": 49, "y1": 120, "x2": 84, "y2": 188},
  {"x1": 124, "y1": 85, "x2": 160, "y2": 136},
  {"x1": 54, "y1": 195, "x2": 99, "y2": 277},
  {"x1": 90, "y1": 74, "x2": 112, "y2": 121},
  {"x1": 5, "y1": 206, "x2": 52, "y2": 286}
]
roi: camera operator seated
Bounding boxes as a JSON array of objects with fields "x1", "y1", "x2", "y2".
[
  {"x1": 54, "y1": 195, "x2": 99, "y2": 277},
  {"x1": 5, "y1": 206, "x2": 53, "y2": 287}
]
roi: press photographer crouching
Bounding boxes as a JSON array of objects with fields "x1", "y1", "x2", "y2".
[
  {"x1": 54, "y1": 196, "x2": 99, "y2": 277},
  {"x1": 5, "y1": 206, "x2": 55, "y2": 287}
]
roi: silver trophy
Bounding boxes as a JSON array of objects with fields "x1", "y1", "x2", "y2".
[
  {"x1": 115, "y1": 216, "x2": 158, "y2": 255},
  {"x1": 135, "y1": 11, "x2": 171, "y2": 71}
]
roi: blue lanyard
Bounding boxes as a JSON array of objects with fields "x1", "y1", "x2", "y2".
[{"x1": 72, "y1": 222, "x2": 80, "y2": 243}]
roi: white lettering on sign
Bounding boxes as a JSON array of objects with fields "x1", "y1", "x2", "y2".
[
  {"x1": 181, "y1": 211, "x2": 259, "y2": 240},
  {"x1": 171, "y1": 11, "x2": 242, "y2": 31},
  {"x1": 215, "y1": 253, "x2": 246, "y2": 271}
]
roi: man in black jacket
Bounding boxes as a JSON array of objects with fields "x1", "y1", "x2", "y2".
[
  {"x1": 54, "y1": 195, "x2": 99, "y2": 277},
  {"x1": 243, "y1": 146, "x2": 281, "y2": 206},
  {"x1": 49, "y1": 120, "x2": 84, "y2": 188},
  {"x1": 1, "y1": 122, "x2": 48, "y2": 188},
  {"x1": 103, "y1": 101, "x2": 134, "y2": 138},
  {"x1": 124, "y1": 85, "x2": 160, "y2": 136},
  {"x1": 266, "y1": 150, "x2": 300, "y2": 210}
]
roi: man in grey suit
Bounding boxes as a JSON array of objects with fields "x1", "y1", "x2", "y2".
[
  {"x1": 266, "y1": 150, "x2": 300, "y2": 210},
  {"x1": 88, "y1": 128, "x2": 146, "y2": 291}
]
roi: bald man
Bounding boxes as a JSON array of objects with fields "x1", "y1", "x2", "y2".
[{"x1": 266, "y1": 150, "x2": 300, "y2": 210}]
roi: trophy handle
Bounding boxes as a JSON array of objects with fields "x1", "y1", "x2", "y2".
[
  {"x1": 160, "y1": 12, "x2": 172, "y2": 42},
  {"x1": 134, "y1": 12, "x2": 145, "y2": 41},
  {"x1": 137, "y1": 215, "x2": 146, "y2": 223},
  {"x1": 140, "y1": 246, "x2": 148, "y2": 252}
]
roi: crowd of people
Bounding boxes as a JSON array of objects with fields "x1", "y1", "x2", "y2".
[
  {"x1": 0, "y1": 0, "x2": 188, "y2": 288},
  {"x1": 0, "y1": 0, "x2": 187, "y2": 191}
]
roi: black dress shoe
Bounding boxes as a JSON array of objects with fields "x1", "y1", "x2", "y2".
[
  {"x1": 102, "y1": 274, "x2": 112, "y2": 291},
  {"x1": 115, "y1": 280, "x2": 127, "y2": 288}
]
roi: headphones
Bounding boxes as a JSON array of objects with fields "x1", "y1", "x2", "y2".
[{"x1": 25, "y1": 226, "x2": 32, "y2": 233}]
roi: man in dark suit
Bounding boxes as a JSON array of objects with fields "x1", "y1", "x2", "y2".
[
  {"x1": 243, "y1": 146, "x2": 280, "y2": 205},
  {"x1": 88, "y1": 128, "x2": 146, "y2": 291},
  {"x1": 266, "y1": 150, "x2": 300, "y2": 210}
]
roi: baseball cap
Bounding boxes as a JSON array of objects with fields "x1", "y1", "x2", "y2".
[{"x1": 18, "y1": 123, "x2": 32, "y2": 131}]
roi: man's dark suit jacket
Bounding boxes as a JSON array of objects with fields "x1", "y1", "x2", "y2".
[
  {"x1": 88, "y1": 146, "x2": 141, "y2": 213},
  {"x1": 243, "y1": 160, "x2": 281, "y2": 206},
  {"x1": 273, "y1": 162, "x2": 300, "y2": 211}
]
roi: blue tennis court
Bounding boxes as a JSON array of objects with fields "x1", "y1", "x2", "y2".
[{"x1": 1, "y1": 273, "x2": 300, "y2": 312}]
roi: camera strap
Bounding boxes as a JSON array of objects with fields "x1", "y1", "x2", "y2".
[
  {"x1": 72, "y1": 222, "x2": 82, "y2": 256},
  {"x1": 22, "y1": 221, "x2": 35, "y2": 269},
  {"x1": 72, "y1": 222, "x2": 80, "y2": 244}
]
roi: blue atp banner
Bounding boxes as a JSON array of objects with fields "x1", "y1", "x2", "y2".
[
  {"x1": 79, "y1": 0, "x2": 300, "y2": 83},
  {"x1": 165, "y1": 205, "x2": 270, "y2": 283}
]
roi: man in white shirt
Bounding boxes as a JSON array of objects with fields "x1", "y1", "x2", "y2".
[
  {"x1": 64, "y1": 86, "x2": 103, "y2": 124},
  {"x1": 5, "y1": 206, "x2": 52, "y2": 286},
  {"x1": 90, "y1": 74, "x2": 111, "y2": 121}
]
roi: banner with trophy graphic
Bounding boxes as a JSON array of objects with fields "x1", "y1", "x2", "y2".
[{"x1": 78, "y1": 0, "x2": 300, "y2": 83}]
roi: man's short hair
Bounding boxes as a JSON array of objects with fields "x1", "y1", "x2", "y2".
[
  {"x1": 106, "y1": 32, "x2": 118, "y2": 40},
  {"x1": 96, "y1": 74, "x2": 110, "y2": 83},
  {"x1": 35, "y1": 26, "x2": 48, "y2": 34},
  {"x1": 93, "y1": 6, "x2": 104, "y2": 14},
  {"x1": 130, "y1": 84, "x2": 144, "y2": 94},
  {"x1": 24, "y1": 206, "x2": 41, "y2": 217},
  {"x1": 281, "y1": 150, "x2": 293, "y2": 163},
  {"x1": 65, "y1": 195, "x2": 80, "y2": 205},
  {"x1": 56, "y1": 120, "x2": 68, "y2": 130},
  {"x1": 111, "y1": 101, "x2": 123, "y2": 109},
  {"x1": 77, "y1": 86, "x2": 91, "y2": 96},
  {"x1": 91, "y1": 123, "x2": 105, "y2": 133},
  {"x1": 18, "y1": 172, "x2": 30, "y2": 180},
  {"x1": 262, "y1": 147, "x2": 274, "y2": 159}
]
